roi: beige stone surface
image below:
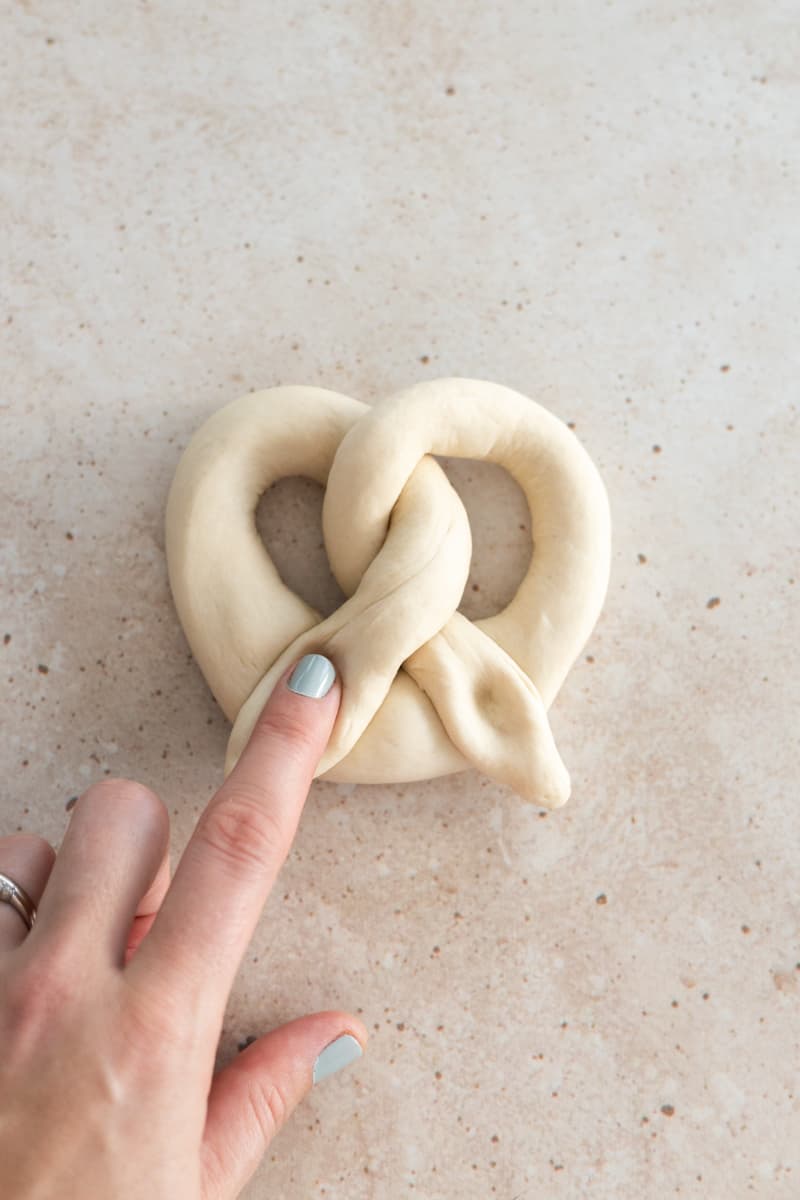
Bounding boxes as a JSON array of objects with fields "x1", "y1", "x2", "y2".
[{"x1": 2, "y1": 2, "x2": 798, "y2": 1197}]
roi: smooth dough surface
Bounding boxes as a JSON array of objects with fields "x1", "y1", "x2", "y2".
[{"x1": 165, "y1": 378, "x2": 611, "y2": 807}]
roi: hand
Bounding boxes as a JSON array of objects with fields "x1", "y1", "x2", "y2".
[{"x1": 0, "y1": 654, "x2": 367, "y2": 1199}]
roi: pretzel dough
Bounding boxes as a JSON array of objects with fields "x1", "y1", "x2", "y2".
[{"x1": 166, "y1": 378, "x2": 611, "y2": 807}]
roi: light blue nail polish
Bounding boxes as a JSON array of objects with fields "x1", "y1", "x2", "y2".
[
  {"x1": 312, "y1": 1034, "x2": 362, "y2": 1085},
  {"x1": 287, "y1": 654, "x2": 336, "y2": 699}
]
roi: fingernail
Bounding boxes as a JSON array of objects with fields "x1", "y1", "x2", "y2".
[
  {"x1": 312, "y1": 1033, "x2": 362, "y2": 1085},
  {"x1": 287, "y1": 654, "x2": 336, "y2": 699}
]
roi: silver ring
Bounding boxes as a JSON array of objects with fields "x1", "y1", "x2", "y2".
[{"x1": 0, "y1": 871, "x2": 37, "y2": 931}]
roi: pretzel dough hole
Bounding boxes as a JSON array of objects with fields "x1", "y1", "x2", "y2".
[
  {"x1": 256, "y1": 476, "x2": 346, "y2": 617},
  {"x1": 437, "y1": 457, "x2": 532, "y2": 621}
]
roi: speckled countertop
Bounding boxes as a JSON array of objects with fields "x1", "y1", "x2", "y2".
[{"x1": 2, "y1": 3, "x2": 798, "y2": 1197}]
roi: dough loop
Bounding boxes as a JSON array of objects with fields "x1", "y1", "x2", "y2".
[{"x1": 166, "y1": 378, "x2": 611, "y2": 807}]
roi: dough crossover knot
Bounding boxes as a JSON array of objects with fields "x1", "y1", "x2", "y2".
[{"x1": 166, "y1": 378, "x2": 611, "y2": 807}]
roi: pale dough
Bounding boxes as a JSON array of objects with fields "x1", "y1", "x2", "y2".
[{"x1": 165, "y1": 378, "x2": 611, "y2": 807}]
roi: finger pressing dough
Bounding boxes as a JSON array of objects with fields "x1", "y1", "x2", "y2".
[{"x1": 165, "y1": 378, "x2": 611, "y2": 807}]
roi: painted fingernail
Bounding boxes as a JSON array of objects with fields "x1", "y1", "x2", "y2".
[
  {"x1": 287, "y1": 654, "x2": 336, "y2": 699},
  {"x1": 312, "y1": 1034, "x2": 362, "y2": 1085}
]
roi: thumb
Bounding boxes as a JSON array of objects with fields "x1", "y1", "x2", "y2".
[{"x1": 201, "y1": 1011, "x2": 368, "y2": 1199}]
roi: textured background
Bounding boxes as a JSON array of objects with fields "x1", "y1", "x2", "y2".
[{"x1": 2, "y1": 2, "x2": 798, "y2": 1197}]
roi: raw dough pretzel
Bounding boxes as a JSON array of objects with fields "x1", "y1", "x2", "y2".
[{"x1": 166, "y1": 378, "x2": 611, "y2": 807}]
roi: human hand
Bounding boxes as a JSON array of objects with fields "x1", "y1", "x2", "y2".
[{"x1": 0, "y1": 654, "x2": 367, "y2": 1199}]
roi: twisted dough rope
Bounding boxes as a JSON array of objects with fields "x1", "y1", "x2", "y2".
[{"x1": 166, "y1": 378, "x2": 611, "y2": 807}]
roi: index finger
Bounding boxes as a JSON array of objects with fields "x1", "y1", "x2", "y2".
[{"x1": 128, "y1": 655, "x2": 340, "y2": 1024}]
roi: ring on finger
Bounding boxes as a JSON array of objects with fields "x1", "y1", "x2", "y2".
[{"x1": 0, "y1": 872, "x2": 38, "y2": 931}]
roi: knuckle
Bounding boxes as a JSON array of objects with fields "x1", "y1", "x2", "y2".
[
  {"x1": 2, "y1": 947, "x2": 82, "y2": 1041},
  {"x1": 79, "y1": 777, "x2": 166, "y2": 824},
  {"x1": 122, "y1": 977, "x2": 202, "y2": 1060},
  {"x1": 253, "y1": 705, "x2": 318, "y2": 760},
  {"x1": 245, "y1": 1075, "x2": 289, "y2": 1145},
  {"x1": 197, "y1": 786, "x2": 288, "y2": 877},
  {"x1": 77, "y1": 777, "x2": 169, "y2": 835},
  {"x1": 82, "y1": 772, "x2": 163, "y2": 811}
]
